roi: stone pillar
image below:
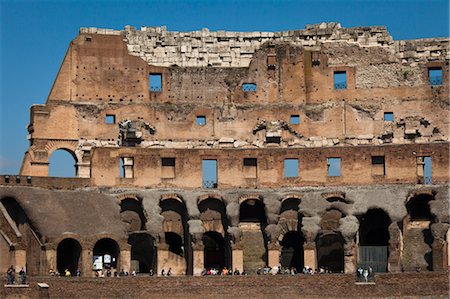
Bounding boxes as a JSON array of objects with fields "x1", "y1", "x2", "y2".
[
  {"x1": 14, "y1": 249, "x2": 27, "y2": 272},
  {"x1": 76, "y1": 162, "x2": 91, "y2": 178},
  {"x1": 192, "y1": 248, "x2": 204, "y2": 276},
  {"x1": 344, "y1": 241, "x2": 356, "y2": 274},
  {"x1": 157, "y1": 247, "x2": 169, "y2": 275},
  {"x1": 45, "y1": 249, "x2": 56, "y2": 273},
  {"x1": 431, "y1": 222, "x2": 449, "y2": 272},
  {"x1": 388, "y1": 222, "x2": 402, "y2": 272},
  {"x1": 267, "y1": 243, "x2": 281, "y2": 268},
  {"x1": 119, "y1": 250, "x2": 131, "y2": 274},
  {"x1": 303, "y1": 242, "x2": 317, "y2": 270},
  {"x1": 231, "y1": 247, "x2": 243, "y2": 273},
  {"x1": 82, "y1": 249, "x2": 92, "y2": 277}
]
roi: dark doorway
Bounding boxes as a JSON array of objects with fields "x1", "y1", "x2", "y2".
[
  {"x1": 202, "y1": 231, "x2": 225, "y2": 270},
  {"x1": 93, "y1": 238, "x2": 120, "y2": 270},
  {"x1": 57, "y1": 238, "x2": 82, "y2": 275},
  {"x1": 316, "y1": 233, "x2": 344, "y2": 273},
  {"x1": 407, "y1": 194, "x2": 434, "y2": 221},
  {"x1": 240, "y1": 199, "x2": 266, "y2": 223},
  {"x1": 280, "y1": 231, "x2": 305, "y2": 272},
  {"x1": 129, "y1": 233, "x2": 155, "y2": 273},
  {"x1": 120, "y1": 198, "x2": 147, "y2": 231}
]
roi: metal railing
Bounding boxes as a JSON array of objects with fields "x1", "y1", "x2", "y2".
[
  {"x1": 150, "y1": 86, "x2": 162, "y2": 92},
  {"x1": 242, "y1": 84, "x2": 257, "y2": 92},
  {"x1": 334, "y1": 82, "x2": 347, "y2": 90},
  {"x1": 202, "y1": 180, "x2": 218, "y2": 189},
  {"x1": 429, "y1": 76, "x2": 442, "y2": 86},
  {"x1": 424, "y1": 176, "x2": 433, "y2": 185}
]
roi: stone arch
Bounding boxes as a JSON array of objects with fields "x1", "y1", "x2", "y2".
[
  {"x1": 159, "y1": 195, "x2": 191, "y2": 275},
  {"x1": 280, "y1": 231, "x2": 305, "y2": 272},
  {"x1": 202, "y1": 231, "x2": 226, "y2": 270},
  {"x1": 45, "y1": 140, "x2": 79, "y2": 161},
  {"x1": 93, "y1": 238, "x2": 121, "y2": 273},
  {"x1": 357, "y1": 208, "x2": 391, "y2": 272},
  {"x1": 198, "y1": 193, "x2": 224, "y2": 206},
  {"x1": 402, "y1": 192, "x2": 436, "y2": 271},
  {"x1": 239, "y1": 195, "x2": 266, "y2": 223},
  {"x1": 316, "y1": 232, "x2": 345, "y2": 273},
  {"x1": 48, "y1": 148, "x2": 78, "y2": 177},
  {"x1": 198, "y1": 196, "x2": 228, "y2": 235},
  {"x1": 119, "y1": 197, "x2": 147, "y2": 232},
  {"x1": 128, "y1": 232, "x2": 156, "y2": 274},
  {"x1": 57, "y1": 238, "x2": 82, "y2": 275}
]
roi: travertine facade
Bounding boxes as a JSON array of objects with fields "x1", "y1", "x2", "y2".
[{"x1": 0, "y1": 23, "x2": 449, "y2": 277}]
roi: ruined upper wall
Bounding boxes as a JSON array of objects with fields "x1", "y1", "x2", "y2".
[{"x1": 80, "y1": 22, "x2": 449, "y2": 68}]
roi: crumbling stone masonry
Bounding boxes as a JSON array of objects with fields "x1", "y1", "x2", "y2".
[{"x1": 0, "y1": 23, "x2": 449, "y2": 277}]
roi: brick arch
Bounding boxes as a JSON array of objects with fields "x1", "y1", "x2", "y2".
[
  {"x1": 50, "y1": 233, "x2": 85, "y2": 250},
  {"x1": 197, "y1": 193, "x2": 224, "y2": 205},
  {"x1": 281, "y1": 193, "x2": 302, "y2": 204},
  {"x1": 238, "y1": 194, "x2": 262, "y2": 204},
  {"x1": 87, "y1": 234, "x2": 130, "y2": 251},
  {"x1": 160, "y1": 193, "x2": 185, "y2": 205},
  {"x1": 115, "y1": 193, "x2": 140, "y2": 204},
  {"x1": 45, "y1": 139, "x2": 79, "y2": 162},
  {"x1": 405, "y1": 188, "x2": 435, "y2": 204}
]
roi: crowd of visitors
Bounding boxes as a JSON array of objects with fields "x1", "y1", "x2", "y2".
[
  {"x1": 5, "y1": 265, "x2": 27, "y2": 285},
  {"x1": 356, "y1": 266, "x2": 374, "y2": 282}
]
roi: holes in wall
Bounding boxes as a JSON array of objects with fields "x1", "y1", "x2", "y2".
[
  {"x1": 106, "y1": 114, "x2": 116, "y2": 124},
  {"x1": 196, "y1": 116, "x2": 206, "y2": 126},
  {"x1": 383, "y1": 112, "x2": 394, "y2": 122},
  {"x1": 327, "y1": 157, "x2": 341, "y2": 177},
  {"x1": 149, "y1": 73, "x2": 162, "y2": 92},
  {"x1": 290, "y1": 115, "x2": 300, "y2": 125},
  {"x1": 333, "y1": 71, "x2": 347, "y2": 90},
  {"x1": 428, "y1": 67, "x2": 442, "y2": 86},
  {"x1": 242, "y1": 83, "x2": 257, "y2": 92},
  {"x1": 371, "y1": 156, "x2": 385, "y2": 176},
  {"x1": 284, "y1": 159, "x2": 298, "y2": 178}
]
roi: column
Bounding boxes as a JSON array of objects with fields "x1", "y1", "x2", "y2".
[
  {"x1": 344, "y1": 241, "x2": 356, "y2": 274},
  {"x1": 45, "y1": 249, "x2": 56, "y2": 274},
  {"x1": 303, "y1": 241, "x2": 317, "y2": 270},
  {"x1": 157, "y1": 246, "x2": 169, "y2": 275},
  {"x1": 388, "y1": 222, "x2": 402, "y2": 272},
  {"x1": 14, "y1": 249, "x2": 27, "y2": 272},
  {"x1": 192, "y1": 246, "x2": 204, "y2": 276},
  {"x1": 231, "y1": 247, "x2": 243, "y2": 273},
  {"x1": 119, "y1": 250, "x2": 131, "y2": 274},
  {"x1": 267, "y1": 243, "x2": 281, "y2": 268},
  {"x1": 82, "y1": 249, "x2": 92, "y2": 277}
]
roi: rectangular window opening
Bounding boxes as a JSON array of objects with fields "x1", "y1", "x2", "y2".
[
  {"x1": 290, "y1": 115, "x2": 300, "y2": 125},
  {"x1": 242, "y1": 83, "x2": 257, "y2": 92},
  {"x1": 327, "y1": 157, "x2": 341, "y2": 177},
  {"x1": 202, "y1": 159, "x2": 217, "y2": 189},
  {"x1": 334, "y1": 71, "x2": 347, "y2": 90},
  {"x1": 428, "y1": 67, "x2": 442, "y2": 86},
  {"x1": 243, "y1": 158, "x2": 257, "y2": 179},
  {"x1": 371, "y1": 156, "x2": 385, "y2": 176},
  {"x1": 162, "y1": 158, "x2": 175, "y2": 178},
  {"x1": 284, "y1": 159, "x2": 298, "y2": 178},
  {"x1": 106, "y1": 114, "x2": 115, "y2": 124},
  {"x1": 149, "y1": 73, "x2": 162, "y2": 92},
  {"x1": 120, "y1": 157, "x2": 134, "y2": 179},
  {"x1": 196, "y1": 116, "x2": 206, "y2": 126},
  {"x1": 384, "y1": 112, "x2": 394, "y2": 122}
]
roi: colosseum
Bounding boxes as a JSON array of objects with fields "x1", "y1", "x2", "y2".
[{"x1": 0, "y1": 23, "x2": 449, "y2": 281}]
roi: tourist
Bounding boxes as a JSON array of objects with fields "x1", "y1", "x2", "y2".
[
  {"x1": 160, "y1": 269, "x2": 165, "y2": 276},
  {"x1": 233, "y1": 268, "x2": 240, "y2": 275},
  {"x1": 19, "y1": 267, "x2": 26, "y2": 284},
  {"x1": 119, "y1": 269, "x2": 125, "y2": 276},
  {"x1": 65, "y1": 269, "x2": 71, "y2": 277},
  {"x1": 6, "y1": 265, "x2": 15, "y2": 285},
  {"x1": 131, "y1": 270, "x2": 137, "y2": 276},
  {"x1": 167, "y1": 268, "x2": 172, "y2": 276},
  {"x1": 149, "y1": 269, "x2": 154, "y2": 276},
  {"x1": 76, "y1": 269, "x2": 81, "y2": 277},
  {"x1": 362, "y1": 268, "x2": 369, "y2": 282}
]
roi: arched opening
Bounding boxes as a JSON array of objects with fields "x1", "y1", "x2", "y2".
[
  {"x1": 239, "y1": 198, "x2": 267, "y2": 274},
  {"x1": 406, "y1": 194, "x2": 434, "y2": 221},
  {"x1": 316, "y1": 233, "x2": 344, "y2": 273},
  {"x1": 403, "y1": 194, "x2": 435, "y2": 271},
  {"x1": 160, "y1": 198, "x2": 191, "y2": 275},
  {"x1": 198, "y1": 198, "x2": 231, "y2": 270},
  {"x1": 358, "y1": 209, "x2": 391, "y2": 272},
  {"x1": 48, "y1": 149, "x2": 77, "y2": 177},
  {"x1": 93, "y1": 238, "x2": 120, "y2": 272},
  {"x1": 202, "y1": 231, "x2": 225, "y2": 270},
  {"x1": 240, "y1": 199, "x2": 266, "y2": 223},
  {"x1": 0, "y1": 197, "x2": 41, "y2": 275},
  {"x1": 57, "y1": 238, "x2": 82, "y2": 275},
  {"x1": 120, "y1": 198, "x2": 147, "y2": 232},
  {"x1": 280, "y1": 231, "x2": 305, "y2": 272},
  {"x1": 129, "y1": 233, "x2": 155, "y2": 273},
  {"x1": 280, "y1": 198, "x2": 300, "y2": 214},
  {"x1": 165, "y1": 232, "x2": 183, "y2": 256}
]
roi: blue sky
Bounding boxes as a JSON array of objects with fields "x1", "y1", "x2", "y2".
[{"x1": 0, "y1": 0, "x2": 449, "y2": 176}]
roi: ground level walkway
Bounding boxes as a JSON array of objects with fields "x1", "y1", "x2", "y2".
[{"x1": 1, "y1": 272, "x2": 448, "y2": 298}]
